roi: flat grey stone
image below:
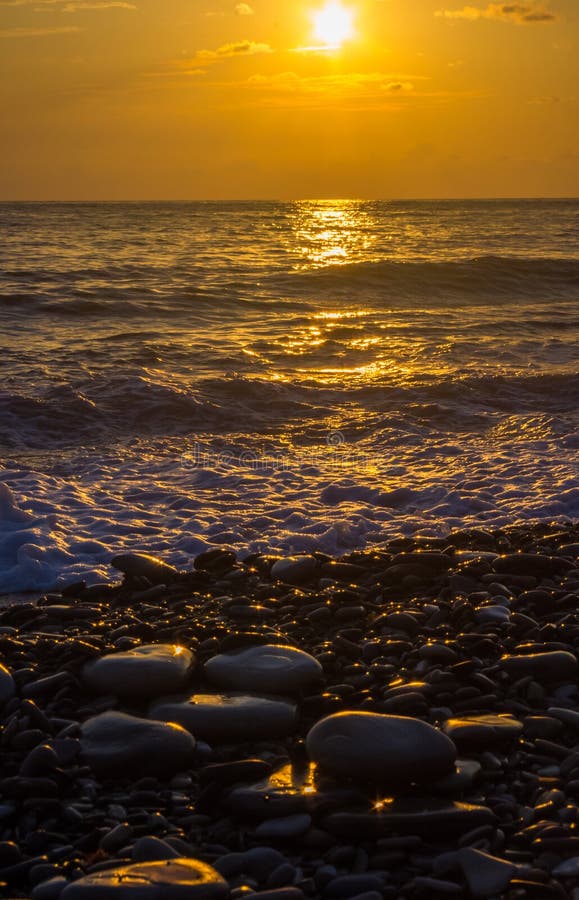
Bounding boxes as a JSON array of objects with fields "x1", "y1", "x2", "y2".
[
  {"x1": 111, "y1": 553, "x2": 178, "y2": 584},
  {"x1": 458, "y1": 848, "x2": 516, "y2": 899},
  {"x1": 83, "y1": 644, "x2": 194, "y2": 699},
  {"x1": 60, "y1": 859, "x2": 228, "y2": 899},
  {"x1": 443, "y1": 715, "x2": 523, "y2": 749},
  {"x1": 149, "y1": 693, "x2": 297, "y2": 742},
  {"x1": 204, "y1": 644, "x2": 322, "y2": 694},
  {"x1": 80, "y1": 712, "x2": 195, "y2": 778},
  {"x1": 306, "y1": 712, "x2": 456, "y2": 785}
]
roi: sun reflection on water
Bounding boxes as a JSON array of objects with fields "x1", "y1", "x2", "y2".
[{"x1": 291, "y1": 200, "x2": 377, "y2": 270}]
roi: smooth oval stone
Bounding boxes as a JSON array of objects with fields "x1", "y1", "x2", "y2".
[
  {"x1": 132, "y1": 837, "x2": 180, "y2": 862},
  {"x1": 306, "y1": 712, "x2": 456, "y2": 785},
  {"x1": 500, "y1": 651, "x2": 578, "y2": 683},
  {"x1": 80, "y1": 712, "x2": 195, "y2": 778},
  {"x1": 443, "y1": 715, "x2": 523, "y2": 749},
  {"x1": 83, "y1": 645, "x2": 195, "y2": 699},
  {"x1": 492, "y1": 553, "x2": 573, "y2": 577},
  {"x1": 111, "y1": 553, "x2": 178, "y2": 584},
  {"x1": 270, "y1": 556, "x2": 317, "y2": 585},
  {"x1": 0, "y1": 664, "x2": 16, "y2": 706},
  {"x1": 475, "y1": 606, "x2": 510, "y2": 625},
  {"x1": 149, "y1": 693, "x2": 297, "y2": 742},
  {"x1": 205, "y1": 645, "x2": 323, "y2": 694},
  {"x1": 60, "y1": 859, "x2": 228, "y2": 899}
]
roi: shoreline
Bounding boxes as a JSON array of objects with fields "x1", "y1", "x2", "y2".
[{"x1": 1, "y1": 521, "x2": 579, "y2": 898}]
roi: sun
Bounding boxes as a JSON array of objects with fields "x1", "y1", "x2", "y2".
[{"x1": 312, "y1": 2, "x2": 355, "y2": 47}]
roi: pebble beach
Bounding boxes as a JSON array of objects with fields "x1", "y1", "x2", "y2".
[{"x1": 2, "y1": 523, "x2": 579, "y2": 899}]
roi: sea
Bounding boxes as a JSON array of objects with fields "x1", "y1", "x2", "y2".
[{"x1": 1, "y1": 199, "x2": 578, "y2": 594}]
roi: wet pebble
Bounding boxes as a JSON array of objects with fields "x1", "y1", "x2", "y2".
[
  {"x1": 83, "y1": 644, "x2": 195, "y2": 699},
  {"x1": 306, "y1": 712, "x2": 457, "y2": 785}
]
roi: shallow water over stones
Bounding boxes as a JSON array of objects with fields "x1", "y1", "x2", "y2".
[{"x1": 0, "y1": 522, "x2": 579, "y2": 899}]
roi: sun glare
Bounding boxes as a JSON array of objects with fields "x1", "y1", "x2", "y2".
[{"x1": 313, "y1": 2, "x2": 355, "y2": 47}]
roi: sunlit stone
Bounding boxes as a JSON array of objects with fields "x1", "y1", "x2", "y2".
[
  {"x1": 83, "y1": 644, "x2": 195, "y2": 699},
  {"x1": 306, "y1": 712, "x2": 456, "y2": 785},
  {"x1": 60, "y1": 859, "x2": 228, "y2": 900},
  {"x1": 80, "y1": 712, "x2": 195, "y2": 778},
  {"x1": 204, "y1": 644, "x2": 323, "y2": 694},
  {"x1": 149, "y1": 692, "x2": 298, "y2": 742}
]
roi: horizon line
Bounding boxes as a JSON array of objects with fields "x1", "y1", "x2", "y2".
[{"x1": 1, "y1": 196, "x2": 579, "y2": 204}]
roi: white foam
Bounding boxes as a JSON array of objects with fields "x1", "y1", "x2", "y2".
[{"x1": 1, "y1": 424, "x2": 578, "y2": 594}]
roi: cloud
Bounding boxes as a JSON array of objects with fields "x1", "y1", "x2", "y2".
[
  {"x1": 0, "y1": 0, "x2": 135, "y2": 7},
  {"x1": 196, "y1": 40, "x2": 272, "y2": 61},
  {"x1": 235, "y1": 2, "x2": 253, "y2": 14},
  {"x1": 435, "y1": 3, "x2": 557, "y2": 22},
  {"x1": 384, "y1": 81, "x2": 414, "y2": 91},
  {"x1": 61, "y1": 1, "x2": 135, "y2": 9},
  {"x1": 0, "y1": 24, "x2": 82, "y2": 35},
  {"x1": 242, "y1": 71, "x2": 428, "y2": 109}
]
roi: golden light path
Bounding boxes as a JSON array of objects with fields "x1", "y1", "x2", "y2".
[{"x1": 312, "y1": 1, "x2": 355, "y2": 48}]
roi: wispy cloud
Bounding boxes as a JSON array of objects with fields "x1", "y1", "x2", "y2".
[
  {"x1": 241, "y1": 71, "x2": 432, "y2": 110},
  {"x1": 436, "y1": 3, "x2": 557, "y2": 23},
  {"x1": 196, "y1": 40, "x2": 272, "y2": 62},
  {"x1": 0, "y1": 0, "x2": 135, "y2": 8},
  {"x1": 235, "y1": 2, "x2": 253, "y2": 15},
  {"x1": 0, "y1": 24, "x2": 82, "y2": 35}
]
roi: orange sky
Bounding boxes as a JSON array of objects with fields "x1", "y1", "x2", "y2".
[{"x1": 1, "y1": 0, "x2": 577, "y2": 199}]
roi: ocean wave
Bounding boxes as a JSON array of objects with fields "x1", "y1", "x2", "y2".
[
  {"x1": 283, "y1": 256, "x2": 579, "y2": 303},
  {"x1": 1, "y1": 370, "x2": 577, "y2": 451}
]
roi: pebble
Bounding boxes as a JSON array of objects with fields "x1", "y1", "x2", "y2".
[
  {"x1": 83, "y1": 644, "x2": 195, "y2": 699},
  {"x1": 548, "y1": 707, "x2": 579, "y2": 731},
  {"x1": 0, "y1": 663, "x2": 16, "y2": 706},
  {"x1": 500, "y1": 651, "x2": 578, "y2": 682},
  {"x1": 110, "y1": 553, "x2": 179, "y2": 583},
  {"x1": 255, "y1": 814, "x2": 312, "y2": 839},
  {"x1": 60, "y1": 859, "x2": 228, "y2": 899},
  {"x1": 270, "y1": 556, "x2": 317, "y2": 584},
  {"x1": 204, "y1": 644, "x2": 323, "y2": 694},
  {"x1": 553, "y1": 857, "x2": 579, "y2": 877},
  {"x1": 149, "y1": 693, "x2": 297, "y2": 742},
  {"x1": 458, "y1": 848, "x2": 516, "y2": 898},
  {"x1": 323, "y1": 800, "x2": 496, "y2": 838},
  {"x1": 80, "y1": 712, "x2": 195, "y2": 778},
  {"x1": 2, "y1": 523, "x2": 579, "y2": 900},
  {"x1": 306, "y1": 712, "x2": 456, "y2": 785},
  {"x1": 131, "y1": 837, "x2": 180, "y2": 862},
  {"x1": 31, "y1": 877, "x2": 70, "y2": 900},
  {"x1": 443, "y1": 715, "x2": 523, "y2": 749},
  {"x1": 324, "y1": 874, "x2": 384, "y2": 897},
  {"x1": 244, "y1": 847, "x2": 287, "y2": 879}
]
